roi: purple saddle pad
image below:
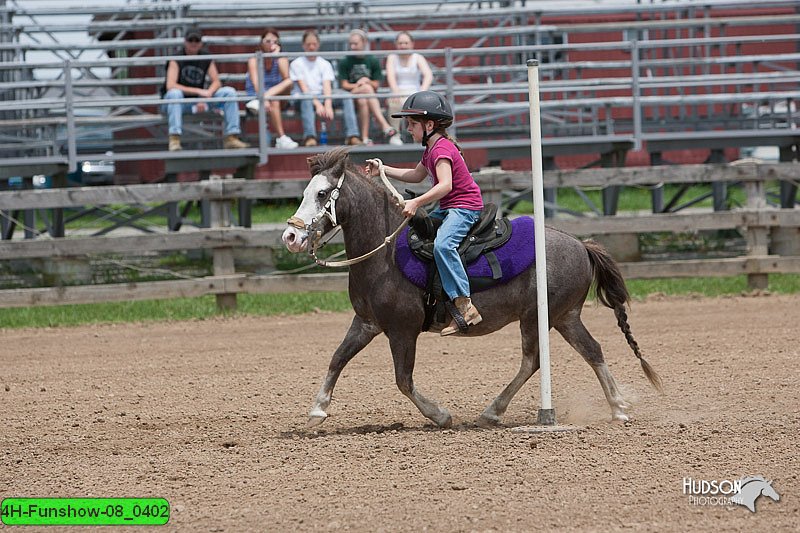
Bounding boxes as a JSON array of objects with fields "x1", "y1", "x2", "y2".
[{"x1": 395, "y1": 216, "x2": 535, "y2": 292}]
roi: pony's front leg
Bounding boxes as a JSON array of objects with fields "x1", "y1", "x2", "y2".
[
  {"x1": 308, "y1": 316, "x2": 381, "y2": 427},
  {"x1": 387, "y1": 332, "x2": 452, "y2": 428}
]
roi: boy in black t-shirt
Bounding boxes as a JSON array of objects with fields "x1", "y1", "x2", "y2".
[{"x1": 163, "y1": 28, "x2": 248, "y2": 151}]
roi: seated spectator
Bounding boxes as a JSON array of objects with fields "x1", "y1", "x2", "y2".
[
  {"x1": 289, "y1": 30, "x2": 359, "y2": 146},
  {"x1": 245, "y1": 28, "x2": 298, "y2": 149},
  {"x1": 338, "y1": 29, "x2": 402, "y2": 145},
  {"x1": 162, "y1": 28, "x2": 249, "y2": 151},
  {"x1": 386, "y1": 31, "x2": 433, "y2": 136}
]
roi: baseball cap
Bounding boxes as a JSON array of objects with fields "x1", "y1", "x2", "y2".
[{"x1": 184, "y1": 28, "x2": 203, "y2": 42}]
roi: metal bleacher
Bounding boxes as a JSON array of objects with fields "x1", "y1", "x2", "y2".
[{"x1": 1, "y1": 0, "x2": 799, "y2": 210}]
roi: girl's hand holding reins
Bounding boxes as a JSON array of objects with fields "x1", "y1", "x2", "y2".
[
  {"x1": 402, "y1": 198, "x2": 419, "y2": 218},
  {"x1": 365, "y1": 158, "x2": 406, "y2": 209},
  {"x1": 364, "y1": 159, "x2": 381, "y2": 177}
]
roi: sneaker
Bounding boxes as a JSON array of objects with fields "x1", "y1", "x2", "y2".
[
  {"x1": 245, "y1": 99, "x2": 260, "y2": 115},
  {"x1": 384, "y1": 127, "x2": 403, "y2": 145},
  {"x1": 168, "y1": 134, "x2": 182, "y2": 151},
  {"x1": 223, "y1": 135, "x2": 250, "y2": 149},
  {"x1": 303, "y1": 136, "x2": 318, "y2": 147},
  {"x1": 275, "y1": 135, "x2": 299, "y2": 149},
  {"x1": 363, "y1": 138, "x2": 374, "y2": 146}
]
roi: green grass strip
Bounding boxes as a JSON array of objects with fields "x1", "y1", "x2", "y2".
[
  {"x1": 0, "y1": 274, "x2": 797, "y2": 329},
  {"x1": 0, "y1": 292, "x2": 352, "y2": 329}
]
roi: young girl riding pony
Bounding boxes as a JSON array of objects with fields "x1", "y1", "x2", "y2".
[{"x1": 366, "y1": 90, "x2": 483, "y2": 335}]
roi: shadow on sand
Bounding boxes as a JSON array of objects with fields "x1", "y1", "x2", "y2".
[{"x1": 278, "y1": 420, "x2": 505, "y2": 439}]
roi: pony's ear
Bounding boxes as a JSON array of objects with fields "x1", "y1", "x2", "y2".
[
  {"x1": 326, "y1": 147, "x2": 348, "y2": 181},
  {"x1": 329, "y1": 158, "x2": 346, "y2": 182},
  {"x1": 306, "y1": 147, "x2": 351, "y2": 182},
  {"x1": 307, "y1": 155, "x2": 321, "y2": 176}
]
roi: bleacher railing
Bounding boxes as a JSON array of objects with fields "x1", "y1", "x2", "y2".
[
  {"x1": 2, "y1": 0, "x2": 800, "y2": 175},
  {"x1": 2, "y1": 33, "x2": 799, "y2": 171}
]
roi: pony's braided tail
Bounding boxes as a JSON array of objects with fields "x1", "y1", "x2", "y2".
[
  {"x1": 613, "y1": 305, "x2": 663, "y2": 392},
  {"x1": 584, "y1": 239, "x2": 664, "y2": 392}
]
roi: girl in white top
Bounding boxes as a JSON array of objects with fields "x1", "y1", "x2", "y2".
[{"x1": 386, "y1": 32, "x2": 433, "y2": 133}]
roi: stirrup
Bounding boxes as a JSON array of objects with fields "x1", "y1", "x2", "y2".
[{"x1": 444, "y1": 300, "x2": 469, "y2": 334}]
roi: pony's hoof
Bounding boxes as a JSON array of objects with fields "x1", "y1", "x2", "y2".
[
  {"x1": 611, "y1": 412, "x2": 630, "y2": 423},
  {"x1": 476, "y1": 413, "x2": 501, "y2": 428},
  {"x1": 307, "y1": 408, "x2": 328, "y2": 427},
  {"x1": 307, "y1": 415, "x2": 327, "y2": 427},
  {"x1": 434, "y1": 411, "x2": 453, "y2": 428}
]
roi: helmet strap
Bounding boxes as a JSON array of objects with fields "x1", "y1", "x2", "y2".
[{"x1": 421, "y1": 120, "x2": 436, "y2": 148}]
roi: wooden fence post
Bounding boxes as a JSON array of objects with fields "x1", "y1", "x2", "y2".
[
  {"x1": 49, "y1": 169, "x2": 67, "y2": 238},
  {"x1": 234, "y1": 159, "x2": 257, "y2": 228},
  {"x1": 478, "y1": 168, "x2": 503, "y2": 212},
  {"x1": 744, "y1": 176, "x2": 769, "y2": 290},
  {"x1": 209, "y1": 177, "x2": 237, "y2": 311}
]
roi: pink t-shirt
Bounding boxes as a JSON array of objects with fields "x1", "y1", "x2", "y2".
[{"x1": 421, "y1": 137, "x2": 484, "y2": 211}]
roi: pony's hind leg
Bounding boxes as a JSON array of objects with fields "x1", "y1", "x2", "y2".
[
  {"x1": 556, "y1": 312, "x2": 632, "y2": 422},
  {"x1": 387, "y1": 332, "x2": 452, "y2": 428},
  {"x1": 308, "y1": 315, "x2": 381, "y2": 427},
  {"x1": 478, "y1": 324, "x2": 539, "y2": 427}
]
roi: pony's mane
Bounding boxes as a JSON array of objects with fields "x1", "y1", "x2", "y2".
[{"x1": 307, "y1": 147, "x2": 393, "y2": 197}]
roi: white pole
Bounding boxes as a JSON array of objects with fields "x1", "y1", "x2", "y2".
[{"x1": 527, "y1": 59, "x2": 555, "y2": 426}]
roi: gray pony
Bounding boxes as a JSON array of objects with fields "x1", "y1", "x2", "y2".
[{"x1": 282, "y1": 148, "x2": 662, "y2": 428}]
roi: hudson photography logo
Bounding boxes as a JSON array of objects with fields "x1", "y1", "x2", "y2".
[{"x1": 683, "y1": 475, "x2": 781, "y2": 512}]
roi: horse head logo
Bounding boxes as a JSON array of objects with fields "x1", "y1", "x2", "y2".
[{"x1": 730, "y1": 476, "x2": 780, "y2": 513}]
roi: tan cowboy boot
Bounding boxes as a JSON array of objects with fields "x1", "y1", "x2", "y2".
[
  {"x1": 441, "y1": 296, "x2": 482, "y2": 336},
  {"x1": 223, "y1": 134, "x2": 250, "y2": 149},
  {"x1": 168, "y1": 134, "x2": 182, "y2": 151}
]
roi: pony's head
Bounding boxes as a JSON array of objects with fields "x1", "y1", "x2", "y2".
[
  {"x1": 760, "y1": 480, "x2": 780, "y2": 502},
  {"x1": 282, "y1": 148, "x2": 359, "y2": 253},
  {"x1": 732, "y1": 476, "x2": 781, "y2": 512}
]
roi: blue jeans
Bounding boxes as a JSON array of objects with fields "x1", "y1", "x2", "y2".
[
  {"x1": 299, "y1": 90, "x2": 358, "y2": 139},
  {"x1": 429, "y1": 207, "x2": 481, "y2": 300},
  {"x1": 164, "y1": 87, "x2": 242, "y2": 136}
]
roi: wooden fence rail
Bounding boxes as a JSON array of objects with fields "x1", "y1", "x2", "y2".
[{"x1": 0, "y1": 162, "x2": 798, "y2": 309}]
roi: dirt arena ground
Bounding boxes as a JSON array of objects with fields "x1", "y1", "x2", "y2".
[{"x1": 1, "y1": 294, "x2": 798, "y2": 531}]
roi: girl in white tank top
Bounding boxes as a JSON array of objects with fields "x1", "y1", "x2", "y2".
[
  {"x1": 386, "y1": 32, "x2": 434, "y2": 133},
  {"x1": 393, "y1": 52, "x2": 422, "y2": 92}
]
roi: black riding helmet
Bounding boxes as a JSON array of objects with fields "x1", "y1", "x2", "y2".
[
  {"x1": 392, "y1": 91, "x2": 453, "y2": 146},
  {"x1": 391, "y1": 90, "x2": 453, "y2": 122}
]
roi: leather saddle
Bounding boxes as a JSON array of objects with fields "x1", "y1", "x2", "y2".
[{"x1": 407, "y1": 203, "x2": 513, "y2": 285}]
